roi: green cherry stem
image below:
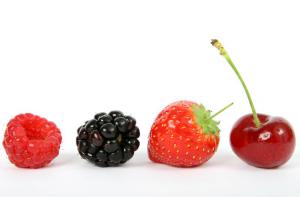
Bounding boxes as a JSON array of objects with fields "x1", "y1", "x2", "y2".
[
  {"x1": 209, "y1": 102, "x2": 234, "y2": 120},
  {"x1": 211, "y1": 39, "x2": 261, "y2": 128}
]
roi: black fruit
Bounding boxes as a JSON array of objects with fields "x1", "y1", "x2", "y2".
[
  {"x1": 104, "y1": 140, "x2": 119, "y2": 153},
  {"x1": 76, "y1": 111, "x2": 140, "y2": 167},
  {"x1": 94, "y1": 112, "x2": 107, "y2": 120},
  {"x1": 108, "y1": 150, "x2": 123, "y2": 163},
  {"x1": 109, "y1": 111, "x2": 123, "y2": 119},
  {"x1": 125, "y1": 138, "x2": 140, "y2": 151},
  {"x1": 127, "y1": 127, "x2": 140, "y2": 138},
  {"x1": 85, "y1": 119, "x2": 98, "y2": 132},
  {"x1": 114, "y1": 117, "x2": 129, "y2": 133},
  {"x1": 100, "y1": 123, "x2": 118, "y2": 139},
  {"x1": 98, "y1": 115, "x2": 113, "y2": 125},
  {"x1": 126, "y1": 116, "x2": 136, "y2": 130}
]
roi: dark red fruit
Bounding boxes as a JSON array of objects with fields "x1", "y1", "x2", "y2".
[
  {"x1": 212, "y1": 39, "x2": 296, "y2": 168},
  {"x1": 2, "y1": 113, "x2": 62, "y2": 168},
  {"x1": 231, "y1": 114, "x2": 295, "y2": 168}
]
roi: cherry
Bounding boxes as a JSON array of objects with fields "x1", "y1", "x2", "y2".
[
  {"x1": 212, "y1": 39, "x2": 296, "y2": 168},
  {"x1": 231, "y1": 114, "x2": 295, "y2": 168}
]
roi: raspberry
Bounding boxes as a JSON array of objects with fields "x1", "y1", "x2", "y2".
[
  {"x1": 76, "y1": 111, "x2": 140, "y2": 167},
  {"x1": 2, "y1": 113, "x2": 62, "y2": 168}
]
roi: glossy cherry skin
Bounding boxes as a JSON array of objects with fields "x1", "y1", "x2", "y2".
[{"x1": 230, "y1": 114, "x2": 295, "y2": 168}]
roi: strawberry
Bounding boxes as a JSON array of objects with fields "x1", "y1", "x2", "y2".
[{"x1": 148, "y1": 100, "x2": 232, "y2": 167}]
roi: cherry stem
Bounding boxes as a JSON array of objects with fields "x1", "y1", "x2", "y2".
[
  {"x1": 211, "y1": 39, "x2": 261, "y2": 127},
  {"x1": 209, "y1": 102, "x2": 234, "y2": 120}
]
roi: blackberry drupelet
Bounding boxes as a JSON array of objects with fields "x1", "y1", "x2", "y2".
[{"x1": 76, "y1": 111, "x2": 140, "y2": 167}]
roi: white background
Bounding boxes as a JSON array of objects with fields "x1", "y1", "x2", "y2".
[{"x1": 0, "y1": 0, "x2": 299, "y2": 196}]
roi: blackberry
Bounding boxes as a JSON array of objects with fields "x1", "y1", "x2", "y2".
[{"x1": 76, "y1": 111, "x2": 140, "y2": 167}]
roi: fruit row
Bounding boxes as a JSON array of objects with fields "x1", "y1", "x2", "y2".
[{"x1": 1, "y1": 40, "x2": 295, "y2": 169}]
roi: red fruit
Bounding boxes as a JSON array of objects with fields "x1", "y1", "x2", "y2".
[
  {"x1": 148, "y1": 101, "x2": 224, "y2": 167},
  {"x1": 212, "y1": 39, "x2": 296, "y2": 168},
  {"x1": 2, "y1": 113, "x2": 62, "y2": 168},
  {"x1": 231, "y1": 114, "x2": 295, "y2": 168}
]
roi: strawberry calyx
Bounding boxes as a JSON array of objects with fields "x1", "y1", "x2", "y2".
[{"x1": 192, "y1": 104, "x2": 220, "y2": 135}]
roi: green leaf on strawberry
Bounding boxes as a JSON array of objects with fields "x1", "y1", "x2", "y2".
[{"x1": 192, "y1": 104, "x2": 220, "y2": 135}]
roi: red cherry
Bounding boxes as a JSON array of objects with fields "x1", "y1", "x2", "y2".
[
  {"x1": 212, "y1": 39, "x2": 296, "y2": 168},
  {"x1": 230, "y1": 114, "x2": 295, "y2": 168}
]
